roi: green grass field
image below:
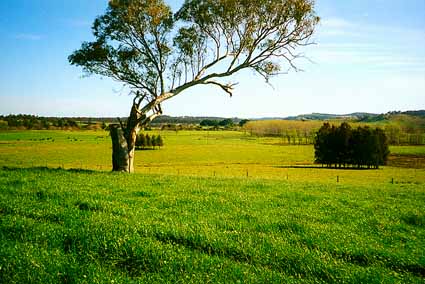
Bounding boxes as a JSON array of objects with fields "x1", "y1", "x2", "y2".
[
  {"x1": 1, "y1": 130, "x2": 424, "y2": 183},
  {"x1": 1, "y1": 130, "x2": 424, "y2": 283}
]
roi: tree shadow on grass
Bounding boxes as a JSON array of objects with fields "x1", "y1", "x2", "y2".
[
  {"x1": 273, "y1": 165, "x2": 380, "y2": 170},
  {"x1": 1, "y1": 166, "x2": 97, "y2": 174}
]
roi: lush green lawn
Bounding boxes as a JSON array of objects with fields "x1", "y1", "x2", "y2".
[
  {"x1": 0, "y1": 130, "x2": 424, "y2": 283},
  {"x1": 1, "y1": 167, "x2": 424, "y2": 283}
]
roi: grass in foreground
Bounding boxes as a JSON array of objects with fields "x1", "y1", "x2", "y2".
[{"x1": 1, "y1": 167, "x2": 424, "y2": 283}]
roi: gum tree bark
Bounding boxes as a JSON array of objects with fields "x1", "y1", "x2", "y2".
[
  {"x1": 109, "y1": 124, "x2": 130, "y2": 172},
  {"x1": 109, "y1": 99, "x2": 156, "y2": 173}
]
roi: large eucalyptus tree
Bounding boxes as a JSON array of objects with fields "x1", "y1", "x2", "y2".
[{"x1": 69, "y1": 0, "x2": 319, "y2": 172}]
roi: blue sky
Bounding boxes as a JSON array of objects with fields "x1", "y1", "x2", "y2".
[{"x1": 0, "y1": 0, "x2": 424, "y2": 118}]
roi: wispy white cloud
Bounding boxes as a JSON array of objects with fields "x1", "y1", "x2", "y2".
[
  {"x1": 15, "y1": 33, "x2": 43, "y2": 41},
  {"x1": 318, "y1": 17, "x2": 425, "y2": 42},
  {"x1": 310, "y1": 47, "x2": 425, "y2": 73},
  {"x1": 312, "y1": 17, "x2": 425, "y2": 73}
]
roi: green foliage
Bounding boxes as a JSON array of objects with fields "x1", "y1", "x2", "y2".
[
  {"x1": 176, "y1": 0, "x2": 319, "y2": 81},
  {"x1": 199, "y1": 119, "x2": 235, "y2": 128},
  {"x1": 69, "y1": 0, "x2": 318, "y2": 102},
  {"x1": 0, "y1": 167, "x2": 424, "y2": 283},
  {"x1": 145, "y1": 133, "x2": 152, "y2": 148},
  {"x1": 314, "y1": 123, "x2": 390, "y2": 168},
  {"x1": 156, "y1": 135, "x2": 163, "y2": 148},
  {"x1": 218, "y1": 118, "x2": 234, "y2": 127},
  {"x1": 136, "y1": 133, "x2": 164, "y2": 150},
  {"x1": 238, "y1": 119, "x2": 250, "y2": 127},
  {"x1": 135, "y1": 132, "x2": 146, "y2": 148},
  {"x1": 173, "y1": 26, "x2": 205, "y2": 59},
  {"x1": 200, "y1": 119, "x2": 219, "y2": 127},
  {"x1": 151, "y1": 134, "x2": 157, "y2": 148},
  {"x1": 69, "y1": 0, "x2": 174, "y2": 91}
]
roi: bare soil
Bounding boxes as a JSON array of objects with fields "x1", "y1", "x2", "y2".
[{"x1": 387, "y1": 154, "x2": 425, "y2": 168}]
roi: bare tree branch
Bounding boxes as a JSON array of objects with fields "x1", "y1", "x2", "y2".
[{"x1": 204, "y1": 81, "x2": 238, "y2": 97}]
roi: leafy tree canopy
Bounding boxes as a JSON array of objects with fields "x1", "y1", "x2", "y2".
[{"x1": 69, "y1": 0, "x2": 319, "y2": 111}]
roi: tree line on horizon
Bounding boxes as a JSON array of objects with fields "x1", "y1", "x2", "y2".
[
  {"x1": 0, "y1": 115, "x2": 247, "y2": 131},
  {"x1": 0, "y1": 115, "x2": 108, "y2": 130},
  {"x1": 314, "y1": 122, "x2": 390, "y2": 169}
]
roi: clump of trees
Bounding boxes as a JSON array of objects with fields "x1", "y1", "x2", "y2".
[
  {"x1": 135, "y1": 133, "x2": 164, "y2": 150},
  {"x1": 314, "y1": 122, "x2": 390, "y2": 169},
  {"x1": 200, "y1": 119, "x2": 235, "y2": 128}
]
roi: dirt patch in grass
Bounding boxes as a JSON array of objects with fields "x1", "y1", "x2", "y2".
[{"x1": 387, "y1": 154, "x2": 425, "y2": 168}]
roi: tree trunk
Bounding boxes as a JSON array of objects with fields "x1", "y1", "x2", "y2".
[
  {"x1": 108, "y1": 96, "x2": 161, "y2": 173},
  {"x1": 109, "y1": 102, "x2": 145, "y2": 173},
  {"x1": 110, "y1": 124, "x2": 133, "y2": 172}
]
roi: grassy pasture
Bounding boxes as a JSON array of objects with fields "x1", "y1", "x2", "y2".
[
  {"x1": 0, "y1": 130, "x2": 424, "y2": 283},
  {"x1": 0, "y1": 130, "x2": 424, "y2": 184},
  {"x1": 1, "y1": 167, "x2": 424, "y2": 283}
]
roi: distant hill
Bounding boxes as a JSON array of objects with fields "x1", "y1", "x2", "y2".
[
  {"x1": 271, "y1": 110, "x2": 425, "y2": 123},
  {"x1": 151, "y1": 115, "x2": 241, "y2": 125},
  {"x1": 282, "y1": 112, "x2": 380, "y2": 121}
]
